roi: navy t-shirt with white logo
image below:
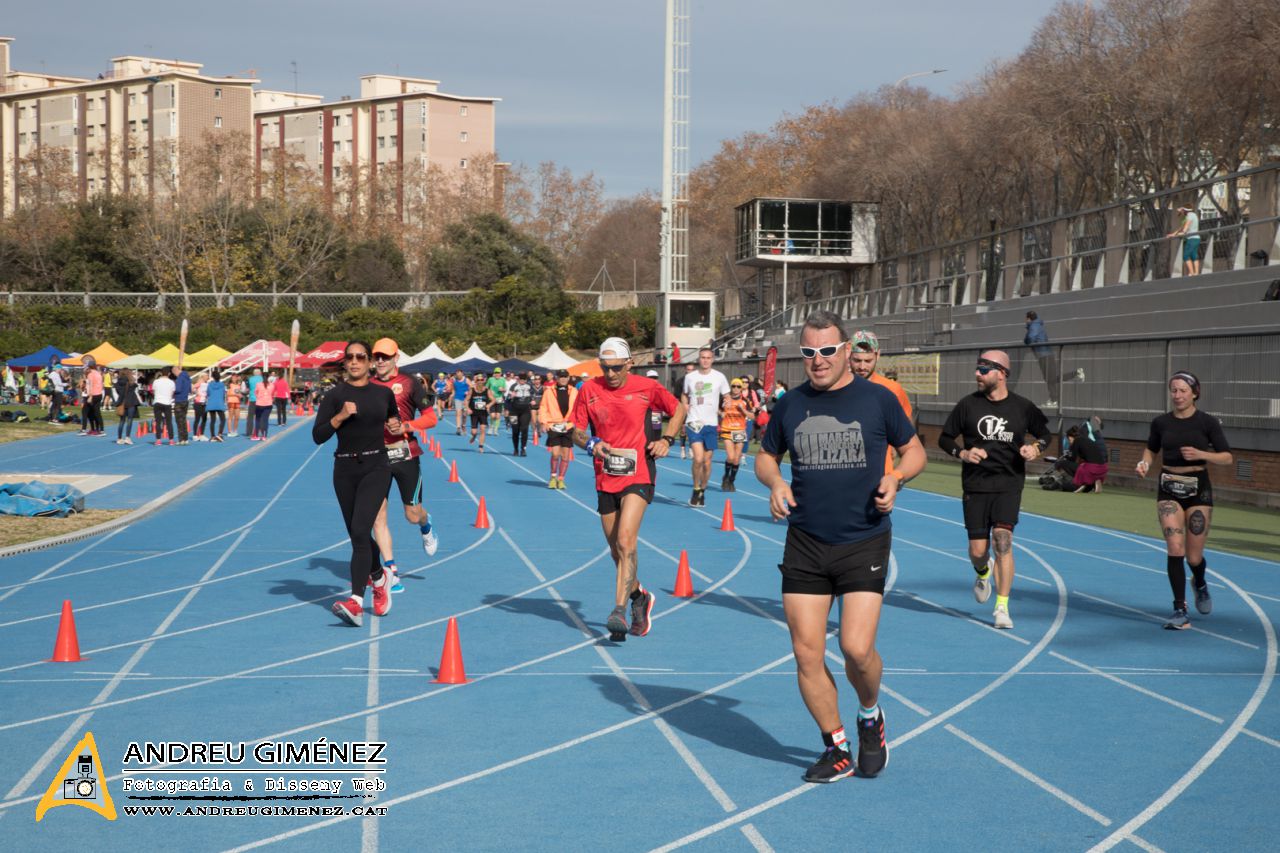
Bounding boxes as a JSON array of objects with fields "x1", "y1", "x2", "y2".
[{"x1": 761, "y1": 376, "x2": 916, "y2": 545}]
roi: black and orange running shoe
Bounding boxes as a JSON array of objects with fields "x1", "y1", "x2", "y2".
[
  {"x1": 857, "y1": 709, "x2": 888, "y2": 777},
  {"x1": 629, "y1": 587, "x2": 656, "y2": 637},
  {"x1": 803, "y1": 746, "x2": 855, "y2": 783}
]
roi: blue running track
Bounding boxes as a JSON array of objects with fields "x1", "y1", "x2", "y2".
[{"x1": 0, "y1": 422, "x2": 1276, "y2": 851}]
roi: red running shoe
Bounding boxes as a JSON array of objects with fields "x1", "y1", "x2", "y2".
[
  {"x1": 332, "y1": 597, "x2": 363, "y2": 627},
  {"x1": 371, "y1": 573, "x2": 392, "y2": 617}
]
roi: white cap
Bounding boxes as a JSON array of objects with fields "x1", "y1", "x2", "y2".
[
  {"x1": 598, "y1": 337, "x2": 631, "y2": 359},
  {"x1": 645, "y1": 369, "x2": 659, "y2": 377}
]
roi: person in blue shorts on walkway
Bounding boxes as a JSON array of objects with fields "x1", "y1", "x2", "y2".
[{"x1": 755, "y1": 310, "x2": 925, "y2": 783}]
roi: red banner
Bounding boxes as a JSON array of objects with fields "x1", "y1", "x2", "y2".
[{"x1": 761, "y1": 346, "x2": 777, "y2": 395}]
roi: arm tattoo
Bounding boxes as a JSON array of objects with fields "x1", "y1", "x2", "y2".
[{"x1": 992, "y1": 528, "x2": 1013, "y2": 555}]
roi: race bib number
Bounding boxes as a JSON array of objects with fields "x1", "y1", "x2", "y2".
[
  {"x1": 508, "y1": 414, "x2": 519, "y2": 425},
  {"x1": 730, "y1": 430, "x2": 747, "y2": 443},
  {"x1": 550, "y1": 422, "x2": 572, "y2": 434},
  {"x1": 603, "y1": 447, "x2": 638, "y2": 477},
  {"x1": 385, "y1": 440, "x2": 411, "y2": 464},
  {"x1": 1160, "y1": 472, "x2": 1199, "y2": 500},
  {"x1": 471, "y1": 398, "x2": 487, "y2": 411},
  {"x1": 686, "y1": 420, "x2": 704, "y2": 433},
  {"x1": 649, "y1": 411, "x2": 663, "y2": 428}
]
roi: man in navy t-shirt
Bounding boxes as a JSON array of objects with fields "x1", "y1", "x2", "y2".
[{"x1": 756, "y1": 310, "x2": 925, "y2": 784}]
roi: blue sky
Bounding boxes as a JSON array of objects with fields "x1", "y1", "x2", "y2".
[{"x1": 5, "y1": 0, "x2": 1062, "y2": 196}]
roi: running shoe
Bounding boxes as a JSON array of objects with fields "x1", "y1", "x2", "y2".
[
  {"x1": 1193, "y1": 582, "x2": 1212, "y2": 615},
  {"x1": 993, "y1": 605, "x2": 1013, "y2": 629},
  {"x1": 1164, "y1": 608, "x2": 1191, "y2": 630},
  {"x1": 606, "y1": 606, "x2": 628, "y2": 640},
  {"x1": 124, "y1": 437, "x2": 133, "y2": 445},
  {"x1": 469, "y1": 433, "x2": 476, "y2": 444},
  {"x1": 388, "y1": 566, "x2": 404, "y2": 594},
  {"x1": 689, "y1": 488, "x2": 699, "y2": 507},
  {"x1": 973, "y1": 560, "x2": 993, "y2": 604},
  {"x1": 371, "y1": 574, "x2": 392, "y2": 617},
  {"x1": 629, "y1": 586, "x2": 656, "y2": 637},
  {"x1": 333, "y1": 598, "x2": 363, "y2": 627},
  {"x1": 556, "y1": 477, "x2": 566, "y2": 490},
  {"x1": 548, "y1": 476, "x2": 558, "y2": 489},
  {"x1": 520, "y1": 448, "x2": 527, "y2": 456},
  {"x1": 856, "y1": 709, "x2": 888, "y2": 777},
  {"x1": 421, "y1": 518, "x2": 439, "y2": 556},
  {"x1": 478, "y1": 446, "x2": 485, "y2": 454},
  {"x1": 803, "y1": 746, "x2": 855, "y2": 783}
]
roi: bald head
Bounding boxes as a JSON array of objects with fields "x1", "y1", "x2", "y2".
[{"x1": 978, "y1": 350, "x2": 1010, "y2": 371}]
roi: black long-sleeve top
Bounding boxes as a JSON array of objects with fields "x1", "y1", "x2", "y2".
[{"x1": 312, "y1": 381, "x2": 398, "y2": 455}]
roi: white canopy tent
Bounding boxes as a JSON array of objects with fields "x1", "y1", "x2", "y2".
[
  {"x1": 398, "y1": 342, "x2": 453, "y2": 367},
  {"x1": 530, "y1": 343, "x2": 580, "y2": 370},
  {"x1": 454, "y1": 342, "x2": 497, "y2": 363}
]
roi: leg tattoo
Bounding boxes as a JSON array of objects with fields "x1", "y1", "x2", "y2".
[{"x1": 1187, "y1": 509, "x2": 1207, "y2": 536}]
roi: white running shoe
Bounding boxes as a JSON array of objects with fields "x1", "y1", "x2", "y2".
[
  {"x1": 973, "y1": 559, "x2": 994, "y2": 604},
  {"x1": 421, "y1": 519, "x2": 439, "y2": 557},
  {"x1": 993, "y1": 605, "x2": 1013, "y2": 629}
]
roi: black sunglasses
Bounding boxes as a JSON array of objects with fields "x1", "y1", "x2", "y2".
[
  {"x1": 599, "y1": 362, "x2": 627, "y2": 373},
  {"x1": 344, "y1": 352, "x2": 370, "y2": 362},
  {"x1": 800, "y1": 344, "x2": 844, "y2": 359}
]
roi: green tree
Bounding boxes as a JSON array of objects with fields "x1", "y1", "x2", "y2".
[{"x1": 427, "y1": 212, "x2": 563, "y2": 292}]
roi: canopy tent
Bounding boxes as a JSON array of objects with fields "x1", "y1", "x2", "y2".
[
  {"x1": 398, "y1": 357, "x2": 455, "y2": 378},
  {"x1": 449, "y1": 358, "x2": 504, "y2": 376},
  {"x1": 218, "y1": 340, "x2": 295, "y2": 371},
  {"x1": 529, "y1": 343, "x2": 580, "y2": 370},
  {"x1": 6, "y1": 345, "x2": 70, "y2": 372},
  {"x1": 184, "y1": 344, "x2": 233, "y2": 369},
  {"x1": 107, "y1": 353, "x2": 172, "y2": 370},
  {"x1": 399, "y1": 342, "x2": 452, "y2": 367},
  {"x1": 497, "y1": 358, "x2": 545, "y2": 376},
  {"x1": 569, "y1": 358, "x2": 603, "y2": 378},
  {"x1": 147, "y1": 344, "x2": 185, "y2": 365},
  {"x1": 453, "y1": 342, "x2": 496, "y2": 363},
  {"x1": 296, "y1": 341, "x2": 348, "y2": 369},
  {"x1": 62, "y1": 342, "x2": 129, "y2": 368}
]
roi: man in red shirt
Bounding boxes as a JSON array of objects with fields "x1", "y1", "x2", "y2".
[
  {"x1": 370, "y1": 338, "x2": 440, "y2": 595},
  {"x1": 570, "y1": 337, "x2": 687, "y2": 641}
]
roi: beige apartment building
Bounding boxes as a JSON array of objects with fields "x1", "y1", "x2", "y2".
[
  {"x1": 254, "y1": 74, "x2": 501, "y2": 219},
  {"x1": 0, "y1": 37, "x2": 255, "y2": 215},
  {"x1": 1, "y1": 37, "x2": 502, "y2": 220}
]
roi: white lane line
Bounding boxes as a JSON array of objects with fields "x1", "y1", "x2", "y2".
[
  {"x1": 1241, "y1": 728, "x2": 1280, "y2": 749},
  {"x1": 649, "y1": 541, "x2": 1068, "y2": 851},
  {"x1": 945, "y1": 724, "x2": 1112, "y2": 826},
  {"x1": 1088, "y1": 566, "x2": 1277, "y2": 851},
  {"x1": 1048, "y1": 652, "x2": 1225, "y2": 724},
  {"x1": 1071, "y1": 590, "x2": 1259, "y2": 650},
  {"x1": 1124, "y1": 834, "x2": 1167, "y2": 853},
  {"x1": 740, "y1": 824, "x2": 774, "y2": 853},
  {"x1": 4, "y1": 526, "x2": 251, "y2": 801},
  {"x1": 0, "y1": 524, "x2": 132, "y2": 604},
  {"x1": 894, "y1": 590, "x2": 1031, "y2": 646}
]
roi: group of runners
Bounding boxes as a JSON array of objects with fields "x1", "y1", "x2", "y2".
[{"x1": 311, "y1": 316, "x2": 1233, "y2": 784}]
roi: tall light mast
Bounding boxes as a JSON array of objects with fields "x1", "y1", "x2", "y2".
[{"x1": 659, "y1": 0, "x2": 689, "y2": 296}]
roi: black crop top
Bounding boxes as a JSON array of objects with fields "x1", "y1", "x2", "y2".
[
  {"x1": 1146, "y1": 409, "x2": 1229, "y2": 468},
  {"x1": 312, "y1": 382, "x2": 398, "y2": 456}
]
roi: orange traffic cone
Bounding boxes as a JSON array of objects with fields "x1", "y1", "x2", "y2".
[
  {"x1": 433, "y1": 443, "x2": 443, "y2": 459},
  {"x1": 50, "y1": 600, "x2": 83, "y2": 662},
  {"x1": 448, "y1": 460, "x2": 459, "y2": 482},
  {"x1": 432, "y1": 617, "x2": 469, "y2": 684},
  {"x1": 719, "y1": 500, "x2": 736, "y2": 532},
  {"x1": 532, "y1": 429, "x2": 540, "y2": 446},
  {"x1": 673, "y1": 550, "x2": 695, "y2": 598},
  {"x1": 473, "y1": 497, "x2": 490, "y2": 529}
]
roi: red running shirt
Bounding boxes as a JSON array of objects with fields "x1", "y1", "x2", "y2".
[
  {"x1": 570, "y1": 375, "x2": 680, "y2": 493},
  {"x1": 371, "y1": 372, "x2": 437, "y2": 458}
]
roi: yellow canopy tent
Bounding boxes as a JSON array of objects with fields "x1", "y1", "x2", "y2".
[
  {"x1": 62, "y1": 342, "x2": 129, "y2": 367},
  {"x1": 147, "y1": 344, "x2": 185, "y2": 365},
  {"x1": 184, "y1": 344, "x2": 233, "y2": 369}
]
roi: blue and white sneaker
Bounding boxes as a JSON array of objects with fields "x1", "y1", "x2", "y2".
[
  {"x1": 421, "y1": 516, "x2": 439, "y2": 557},
  {"x1": 1163, "y1": 608, "x2": 1190, "y2": 630}
]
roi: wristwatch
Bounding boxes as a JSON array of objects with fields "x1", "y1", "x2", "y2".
[{"x1": 658, "y1": 434, "x2": 675, "y2": 445}]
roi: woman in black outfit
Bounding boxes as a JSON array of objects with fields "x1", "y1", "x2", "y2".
[
  {"x1": 1136, "y1": 371, "x2": 1233, "y2": 631},
  {"x1": 115, "y1": 369, "x2": 140, "y2": 445},
  {"x1": 313, "y1": 340, "x2": 402, "y2": 627}
]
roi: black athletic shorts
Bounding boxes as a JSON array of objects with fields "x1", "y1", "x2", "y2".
[
  {"x1": 470, "y1": 412, "x2": 487, "y2": 428},
  {"x1": 962, "y1": 491, "x2": 1022, "y2": 540},
  {"x1": 1156, "y1": 469, "x2": 1213, "y2": 509},
  {"x1": 388, "y1": 456, "x2": 422, "y2": 506},
  {"x1": 546, "y1": 430, "x2": 574, "y2": 448},
  {"x1": 779, "y1": 526, "x2": 890, "y2": 596},
  {"x1": 596, "y1": 484, "x2": 654, "y2": 515}
]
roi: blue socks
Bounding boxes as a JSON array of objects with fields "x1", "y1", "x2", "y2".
[{"x1": 858, "y1": 704, "x2": 880, "y2": 721}]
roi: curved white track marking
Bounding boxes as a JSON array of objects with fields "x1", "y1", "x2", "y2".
[
  {"x1": 0, "y1": 439, "x2": 324, "y2": 592},
  {"x1": 0, "y1": 552, "x2": 604, "y2": 737},
  {"x1": 0, "y1": 525, "x2": 496, "y2": 676},
  {"x1": 0, "y1": 524, "x2": 132, "y2": 604},
  {"x1": 649, "y1": 542, "x2": 1068, "y2": 852}
]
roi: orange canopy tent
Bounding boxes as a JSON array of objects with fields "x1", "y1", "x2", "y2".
[{"x1": 569, "y1": 358, "x2": 603, "y2": 378}]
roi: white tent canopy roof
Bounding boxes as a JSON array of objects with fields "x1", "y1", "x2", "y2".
[
  {"x1": 530, "y1": 342, "x2": 580, "y2": 370},
  {"x1": 399, "y1": 342, "x2": 452, "y2": 366},
  {"x1": 455, "y1": 342, "x2": 496, "y2": 363}
]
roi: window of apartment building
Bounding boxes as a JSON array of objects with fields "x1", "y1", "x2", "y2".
[
  {"x1": 389, "y1": 134, "x2": 397, "y2": 147},
  {"x1": 129, "y1": 93, "x2": 137, "y2": 106},
  {"x1": 214, "y1": 87, "x2": 222, "y2": 99},
  {"x1": 19, "y1": 105, "x2": 27, "y2": 119},
  {"x1": 333, "y1": 140, "x2": 340, "y2": 151},
  {"x1": 459, "y1": 131, "x2": 468, "y2": 142},
  {"x1": 377, "y1": 110, "x2": 385, "y2": 123},
  {"x1": 460, "y1": 158, "x2": 468, "y2": 169},
  {"x1": 18, "y1": 132, "x2": 27, "y2": 145},
  {"x1": 333, "y1": 114, "x2": 341, "y2": 127},
  {"x1": 460, "y1": 105, "x2": 468, "y2": 117},
  {"x1": 129, "y1": 120, "x2": 137, "y2": 133},
  {"x1": 378, "y1": 136, "x2": 385, "y2": 149},
  {"x1": 87, "y1": 125, "x2": 96, "y2": 137},
  {"x1": 333, "y1": 166, "x2": 341, "y2": 179},
  {"x1": 214, "y1": 116, "x2": 222, "y2": 128}
]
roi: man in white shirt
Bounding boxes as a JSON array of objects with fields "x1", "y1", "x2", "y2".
[
  {"x1": 1166, "y1": 204, "x2": 1201, "y2": 277},
  {"x1": 151, "y1": 370, "x2": 178, "y2": 446},
  {"x1": 681, "y1": 346, "x2": 731, "y2": 507}
]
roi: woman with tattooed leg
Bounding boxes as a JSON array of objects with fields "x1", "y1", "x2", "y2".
[{"x1": 1136, "y1": 371, "x2": 1233, "y2": 630}]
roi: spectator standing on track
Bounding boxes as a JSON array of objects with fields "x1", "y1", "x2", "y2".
[
  {"x1": 245, "y1": 368, "x2": 264, "y2": 437},
  {"x1": 114, "y1": 369, "x2": 140, "y2": 445},
  {"x1": 569, "y1": 337, "x2": 686, "y2": 642},
  {"x1": 849, "y1": 330, "x2": 914, "y2": 478},
  {"x1": 539, "y1": 368, "x2": 578, "y2": 489},
  {"x1": 226, "y1": 374, "x2": 244, "y2": 439},
  {"x1": 173, "y1": 365, "x2": 192, "y2": 444},
  {"x1": 82, "y1": 358, "x2": 105, "y2": 436},
  {"x1": 1136, "y1": 371, "x2": 1232, "y2": 630},
  {"x1": 252, "y1": 373, "x2": 274, "y2": 441},
  {"x1": 755, "y1": 310, "x2": 925, "y2": 782},
  {"x1": 192, "y1": 373, "x2": 209, "y2": 440},
  {"x1": 505, "y1": 372, "x2": 534, "y2": 456},
  {"x1": 273, "y1": 372, "x2": 291, "y2": 425},
  {"x1": 152, "y1": 368, "x2": 177, "y2": 446},
  {"x1": 205, "y1": 369, "x2": 227, "y2": 443},
  {"x1": 681, "y1": 346, "x2": 731, "y2": 507},
  {"x1": 313, "y1": 340, "x2": 401, "y2": 627},
  {"x1": 938, "y1": 349, "x2": 1050, "y2": 630}
]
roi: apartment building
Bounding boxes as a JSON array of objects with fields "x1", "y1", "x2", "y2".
[
  {"x1": 0, "y1": 37, "x2": 255, "y2": 215},
  {"x1": 254, "y1": 73, "x2": 502, "y2": 219}
]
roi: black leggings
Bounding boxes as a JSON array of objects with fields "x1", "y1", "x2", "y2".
[
  {"x1": 275, "y1": 398, "x2": 288, "y2": 425},
  {"x1": 83, "y1": 395, "x2": 102, "y2": 432},
  {"x1": 510, "y1": 409, "x2": 531, "y2": 451},
  {"x1": 332, "y1": 458, "x2": 392, "y2": 597},
  {"x1": 207, "y1": 409, "x2": 226, "y2": 436},
  {"x1": 193, "y1": 403, "x2": 207, "y2": 436}
]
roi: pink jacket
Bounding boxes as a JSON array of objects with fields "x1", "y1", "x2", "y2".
[{"x1": 272, "y1": 378, "x2": 291, "y2": 400}]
